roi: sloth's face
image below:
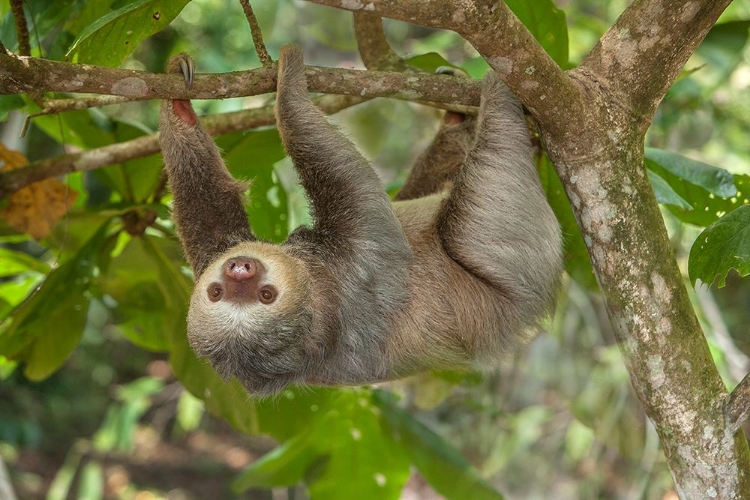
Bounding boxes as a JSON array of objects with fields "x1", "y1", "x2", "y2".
[{"x1": 187, "y1": 241, "x2": 314, "y2": 395}]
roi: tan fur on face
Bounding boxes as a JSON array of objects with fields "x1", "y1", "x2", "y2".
[{"x1": 202, "y1": 242, "x2": 309, "y2": 307}]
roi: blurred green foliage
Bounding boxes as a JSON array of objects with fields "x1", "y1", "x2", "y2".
[{"x1": 0, "y1": 0, "x2": 749, "y2": 499}]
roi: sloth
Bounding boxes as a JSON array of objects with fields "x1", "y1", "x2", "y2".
[{"x1": 159, "y1": 45, "x2": 563, "y2": 395}]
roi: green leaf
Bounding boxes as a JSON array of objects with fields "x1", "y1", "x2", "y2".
[
  {"x1": 219, "y1": 128, "x2": 289, "y2": 242},
  {"x1": 239, "y1": 390, "x2": 411, "y2": 499},
  {"x1": 78, "y1": 461, "x2": 104, "y2": 500},
  {"x1": 696, "y1": 21, "x2": 750, "y2": 86},
  {"x1": 504, "y1": 0, "x2": 569, "y2": 67},
  {"x1": 98, "y1": 235, "x2": 175, "y2": 351},
  {"x1": 0, "y1": 274, "x2": 44, "y2": 319},
  {"x1": 0, "y1": 220, "x2": 112, "y2": 380},
  {"x1": 116, "y1": 375, "x2": 164, "y2": 402},
  {"x1": 176, "y1": 389, "x2": 205, "y2": 432},
  {"x1": 32, "y1": 107, "x2": 114, "y2": 150},
  {"x1": 255, "y1": 387, "x2": 339, "y2": 441},
  {"x1": 95, "y1": 121, "x2": 163, "y2": 202},
  {"x1": 233, "y1": 429, "x2": 323, "y2": 490},
  {"x1": 645, "y1": 148, "x2": 736, "y2": 197},
  {"x1": 67, "y1": 0, "x2": 191, "y2": 66},
  {"x1": 0, "y1": 356, "x2": 17, "y2": 380},
  {"x1": 305, "y1": 392, "x2": 410, "y2": 499},
  {"x1": 0, "y1": 95, "x2": 24, "y2": 122},
  {"x1": 33, "y1": 106, "x2": 161, "y2": 203},
  {"x1": 0, "y1": 0, "x2": 85, "y2": 55},
  {"x1": 689, "y1": 204, "x2": 750, "y2": 287},
  {"x1": 406, "y1": 53, "x2": 457, "y2": 73},
  {"x1": 373, "y1": 391, "x2": 504, "y2": 500},
  {"x1": 0, "y1": 247, "x2": 50, "y2": 276},
  {"x1": 644, "y1": 149, "x2": 747, "y2": 227},
  {"x1": 93, "y1": 378, "x2": 163, "y2": 452},
  {"x1": 647, "y1": 170, "x2": 692, "y2": 210}
]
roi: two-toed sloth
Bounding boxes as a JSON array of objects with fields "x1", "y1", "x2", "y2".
[{"x1": 159, "y1": 45, "x2": 563, "y2": 396}]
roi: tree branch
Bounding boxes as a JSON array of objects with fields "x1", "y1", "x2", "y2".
[
  {"x1": 0, "y1": 51, "x2": 480, "y2": 106},
  {"x1": 353, "y1": 13, "x2": 405, "y2": 70},
  {"x1": 10, "y1": 0, "x2": 30, "y2": 57},
  {"x1": 240, "y1": 0, "x2": 272, "y2": 66},
  {"x1": 21, "y1": 96, "x2": 133, "y2": 137},
  {"x1": 0, "y1": 95, "x2": 367, "y2": 199},
  {"x1": 727, "y1": 373, "x2": 750, "y2": 435},
  {"x1": 304, "y1": 0, "x2": 583, "y2": 141},
  {"x1": 579, "y1": 0, "x2": 733, "y2": 122}
]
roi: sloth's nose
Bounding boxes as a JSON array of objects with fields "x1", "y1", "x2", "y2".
[{"x1": 224, "y1": 257, "x2": 256, "y2": 280}]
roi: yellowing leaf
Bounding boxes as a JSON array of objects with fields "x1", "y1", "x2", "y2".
[{"x1": 0, "y1": 144, "x2": 78, "y2": 240}]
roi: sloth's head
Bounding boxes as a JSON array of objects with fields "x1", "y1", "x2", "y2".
[{"x1": 187, "y1": 241, "x2": 315, "y2": 395}]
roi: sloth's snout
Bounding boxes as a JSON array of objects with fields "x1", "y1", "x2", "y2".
[{"x1": 224, "y1": 257, "x2": 256, "y2": 281}]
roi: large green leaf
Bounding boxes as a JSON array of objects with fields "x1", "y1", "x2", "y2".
[
  {"x1": 233, "y1": 429, "x2": 324, "y2": 490},
  {"x1": 95, "y1": 121, "x2": 163, "y2": 203},
  {"x1": 689, "y1": 204, "x2": 750, "y2": 287},
  {"x1": 238, "y1": 389, "x2": 411, "y2": 499},
  {"x1": 32, "y1": 108, "x2": 114, "y2": 150},
  {"x1": 0, "y1": 220, "x2": 112, "y2": 380},
  {"x1": 644, "y1": 148, "x2": 746, "y2": 227},
  {"x1": 646, "y1": 170, "x2": 692, "y2": 210},
  {"x1": 374, "y1": 391, "x2": 504, "y2": 500},
  {"x1": 218, "y1": 128, "x2": 290, "y2": 242},
  {"x1": 255, "y1": 388, "x2": 340, "y2": 441},
  {"x1": 305, "y1": 391, "x2": 411, "y2": 499},
  {"x1": 67, "y1": 0, "x2": 190, "y2": 66},
  {"x1": 97, "y1": 235, "x2": 173, "y2": 351},
  {"x1": 645, "y1": 148, "x2": 736, "y2": 197},
  {"x1": 505, "y1": 0, "x2": 568, "y2": 67},
  {"x1": 406, "y1": 53, "x2": 457, "y2": 73}
]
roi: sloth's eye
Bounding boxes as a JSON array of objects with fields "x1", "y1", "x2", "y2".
[
  {"x1": 208, "y1": 284, "x2": 223, "y2": 302},
  {"x1": 259, "y1": 286, "x2": 277, "y2": 305}
]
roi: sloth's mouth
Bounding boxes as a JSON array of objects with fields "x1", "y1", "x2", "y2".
[{"x1": 188, "y1": 326, "x2": 303, "y2": 387}]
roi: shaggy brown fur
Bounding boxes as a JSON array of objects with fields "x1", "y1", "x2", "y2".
[{"x1": 159, "y1": 45, "x2": 563, "y2": 395}]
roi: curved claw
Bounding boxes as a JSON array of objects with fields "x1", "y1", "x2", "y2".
[
  {"x1": 179, "y1": 57, "x2": 194, "y2": 89},
  {"x1": 435, "y1": 65, "x2": 468, "y2": 78},
  {"x1": 166, "y1": 53, "x2": 194, "y2": 89}
]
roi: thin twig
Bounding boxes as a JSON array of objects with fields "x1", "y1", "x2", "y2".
[
  {"x1": 240, "y1": 0, "x2": 272, "y2": 66},
  {"x1": 10, "y1": 0, "x2": 30, "y2": 56},
  {"x1": 38, "y1": 95, "x2": 133, "y2": 114},
  {"x1": 20, "y1": 96, "x2": 134, "y2": 137}
]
